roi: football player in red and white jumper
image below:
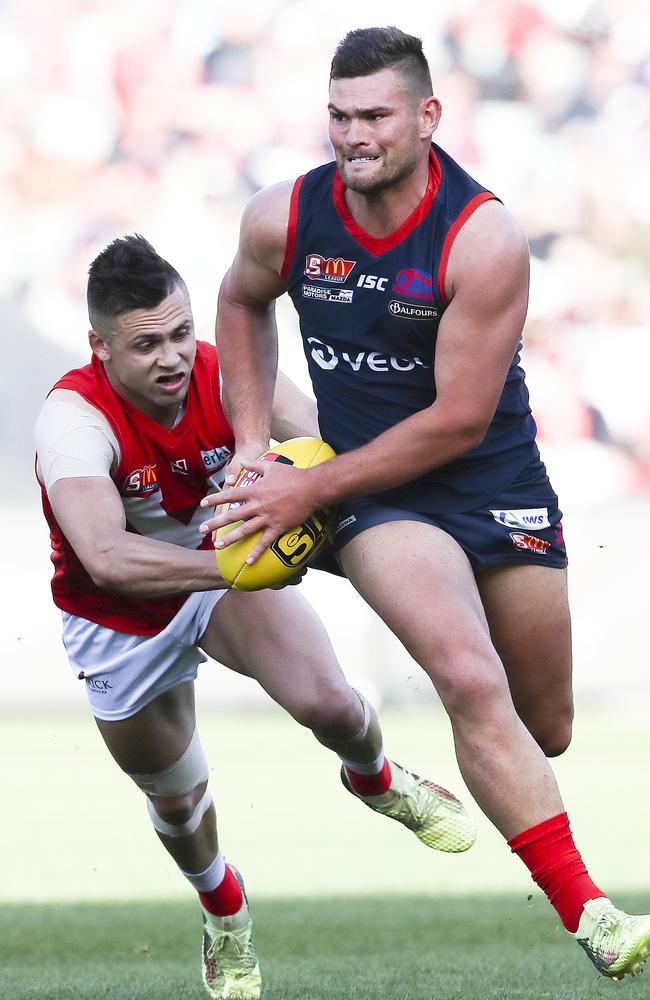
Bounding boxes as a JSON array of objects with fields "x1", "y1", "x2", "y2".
[{"x1": 35, "y1": 234, "x2": 476, "y2": 1000}]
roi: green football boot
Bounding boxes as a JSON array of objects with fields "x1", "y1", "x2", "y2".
[
  {"x1": 575, "y1": 897, "x2": 650, "y2": 980},
  {"x1": 342, "y1": 759, "x2": 476, "y2": 853},
  {"x1": 201, "y1": 867, "x2": 261, "y2": 1000}
]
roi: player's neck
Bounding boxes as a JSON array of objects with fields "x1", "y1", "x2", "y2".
[
  {"x1": 126, "y1": 395, "x2": 185, "y2": 429},
  {"x1": 343, "y1": 156, "x2": 431, "y2": 239},
  {"x1": 105, "y1": 369, "x2": 187, "y2": 428}
]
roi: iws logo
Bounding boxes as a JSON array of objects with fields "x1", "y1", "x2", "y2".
[
  {"x1": 392, "y1": 268, "x2": 435, "y2": 300},
  {"x1": 124, "y1": 464, "x2": 158, "y2": 494},
  {"x1": 302, "y1": 284, "x2": 353, "y2": 303},
  {"x1": 305, "y1": 253, "x2": 356, "y2": 283},
  {"x1": 509, "y1": 532, "x2": 550, "y2": 554},
  {"x1": 388, "y1": 300, "x2": 438, "y2": 321},
  {"x1": 490, "y1": 508, "x2": 550, "y2": 529},
  {"x1": 308, "y1": 336, "x2": 427, "y2": 373}
]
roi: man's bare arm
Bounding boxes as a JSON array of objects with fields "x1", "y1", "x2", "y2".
[
  {"x1": 217, "y1": 181, "x2": 294, "y2": 469},
  {"x1": 271, "y1": 371, "x2": 320, "y2": 442},
  {"x1": 50, "y1": 477, "x2": 227, "y2": 597}
]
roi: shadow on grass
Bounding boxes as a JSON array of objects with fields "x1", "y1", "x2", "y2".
[{"x1": 2, "y1": 893, "x2": 646, "y2": 999}]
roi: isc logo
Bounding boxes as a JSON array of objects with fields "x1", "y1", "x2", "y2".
[
  {"x1": 356, "y1": 274, "x2": 387, "y2": 290},
  {"x1": 271, "y1": 511, "x2": 328, "y2": 567}
]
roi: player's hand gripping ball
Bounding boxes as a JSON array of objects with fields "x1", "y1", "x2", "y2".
[{"x1": 215, "y1": 437, "x2": 335, "y2": 591}]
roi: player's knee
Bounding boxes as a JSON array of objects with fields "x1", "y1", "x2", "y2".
[
  {"x1": 148, "y1": 783, "x2": 207, "y2": 826},
  {"x1": 438, "y1": 658, "x2": 510, "y2": 721},
  {"x1": 292, "y1": 681, "x2": 360, "y2": 738},
  {"x1": 128, "y1": 729, "x2": 214, "y2": 838},
  {"x1": 145, "y1": 784, "x2": 213, "y2": 838},
  {"x1": 517, "y1": 696, "x2": 573, "y2": 757},
  {"x1": 534, "y1": 717, "x2": 573, "y2": 758}
]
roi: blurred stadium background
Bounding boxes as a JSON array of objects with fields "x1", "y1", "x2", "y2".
[{"x1": 2, "y1": 0, "x2": 649, "y2": 917}]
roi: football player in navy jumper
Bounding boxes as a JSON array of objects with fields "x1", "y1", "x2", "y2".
[{"x1": 203, "y1": 26, "x2": 650, "y2": 981}]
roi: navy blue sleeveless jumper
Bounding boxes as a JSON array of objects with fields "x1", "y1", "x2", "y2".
[{"x1": 282, "y1": 143, "x2": 539, "y2": 514}]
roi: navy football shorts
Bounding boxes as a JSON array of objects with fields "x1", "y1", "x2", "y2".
[{"x1": 316, "y1": 458, "x2": 567, "y2": 576}]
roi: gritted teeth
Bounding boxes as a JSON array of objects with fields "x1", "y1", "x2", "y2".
[{"x1": 349, "y1": 156, "x2": 378, "y2": 162}]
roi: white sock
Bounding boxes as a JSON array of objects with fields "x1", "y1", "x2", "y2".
[
  {"x1": 339, "y1": 749, "x2": 386, "y2": 776},
  {"x1": 179, "y1": 850, "x2": 226, "y2": 893}
]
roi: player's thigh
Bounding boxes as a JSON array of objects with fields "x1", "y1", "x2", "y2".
[
  {"x1": 95, "y1": 680, "x2": 198, "y2": 775},
  {"x1": 200, "y1": 588, "x2": 350, "y2": 710},
  {"x1": 476, "y1": 563, "x2": 573, "y2": 753},
  {"x1": 339, "y1": 521, "x2": 508, "y2": 710}
]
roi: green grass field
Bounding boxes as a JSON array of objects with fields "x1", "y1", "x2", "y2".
[
  {"x1": 2, "y1": 705, "x2": 648, "y2": 999},
  {"x1": 4, "y1": 894, "x2": 649, "y2": 999}
]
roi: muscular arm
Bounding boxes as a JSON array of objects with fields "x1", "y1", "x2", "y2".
[
  {"x1": 217, "y1": 182, "x2": 293, "y2": 458},
  {"x1": 50, "y1": 476, "x2": 227, "y2": 598},
  {"x1": 36, "y1": 392, "x2": 228, "y2": 596},
  {"x1": 205, "y1": 199, "x2": 529, "y2": 560}
]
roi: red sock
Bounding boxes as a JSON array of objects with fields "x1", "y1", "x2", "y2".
[
  {"x1": 345, "y1": 758, "x2": 392, "y2": 796},
  {"x1": 508, "y1": 812, "x2": 605, "y2": 932},
  {"x1": 199, "y1": 864, "x2": 243, "y2": 917}
]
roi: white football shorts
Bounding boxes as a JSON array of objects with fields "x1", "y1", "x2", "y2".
[{"x1": 61, "y1": 589, "x2": 226, "y2": 721}]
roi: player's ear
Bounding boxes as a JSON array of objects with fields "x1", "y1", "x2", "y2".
[
  {"x1": 89, "y1": 329, "x2": 110, "y2": 362},
  {"x1": 420, "y1": 95, "x2": 441, "y2": 139}
]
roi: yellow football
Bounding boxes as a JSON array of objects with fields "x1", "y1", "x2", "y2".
[{"x1": 215, "y1": 437, "x2": 336, "y2": 591}]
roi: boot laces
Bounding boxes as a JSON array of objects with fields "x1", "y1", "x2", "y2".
[{"x1": 206, "y1": 924, "x2": 252, "y2": 963}]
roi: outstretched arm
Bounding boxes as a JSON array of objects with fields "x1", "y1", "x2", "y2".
[
  {"x1": 36, "y1": 392, "x2": 229, "y2": 596},
  {"x1": 50, "y1": 476, "x2": 228, "y2": 597}
]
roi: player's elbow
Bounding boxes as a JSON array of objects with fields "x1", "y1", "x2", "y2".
[
  {"x1": 85, "y1": 562, "x2": 123, "y2": 592},
  {"x1": 83, "y1": 546, "x2": 129, "y2": 593},
  {"x1": 445, "y1": 414, "x2": 489, "y2": 458},
  {"x1": 462, "y1": 420, "x2": 488, "y2": 450}
]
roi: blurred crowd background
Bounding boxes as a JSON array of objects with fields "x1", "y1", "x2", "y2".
[{"x1": 3, "y1": 0, "x2": 649, "y2": 709}]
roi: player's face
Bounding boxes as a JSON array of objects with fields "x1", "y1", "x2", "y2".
[
  {"x1": 328, "y1": 68, "x2": 439, "y2": 195},
  {"x1": 90, "y1": 284, "x2": 196, "y2": 426}
]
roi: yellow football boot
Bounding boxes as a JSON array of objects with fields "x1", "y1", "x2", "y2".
[
  {"x1": 575, "y1": 897, "x2": 650, "y2": 980},
  {"x1": 201, "y1": 868, "x2": 261, "y2": 1000},
  {"x1": 342, "y1": 760, "x2": 476, "y2": 853}
]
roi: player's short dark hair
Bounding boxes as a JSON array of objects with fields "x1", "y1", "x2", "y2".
[
  {"x1": 87, "y1": 234, "x2": 185, "y2": 332},
  {"x1": 330, "y1": 26, "x2": 433, "y2": 98}
]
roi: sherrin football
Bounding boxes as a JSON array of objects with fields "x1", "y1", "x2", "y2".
[{"x1": 215, "y1": 437, "x2": 336, "y2": 591}]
